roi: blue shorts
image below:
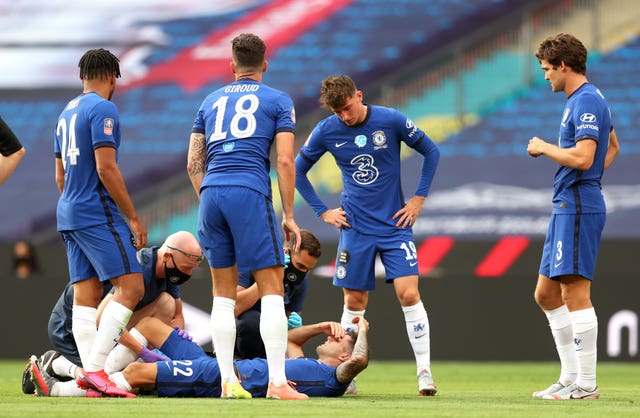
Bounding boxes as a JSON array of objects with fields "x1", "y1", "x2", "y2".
[
  {"x1": 155, "y1": 331, "x2": 221, "y2": 397},
  {"x1": 333, "y1": 227, "x2": 419, "y2": 291},
  {"x1": 197, "y1": 186, "x2": 284, "y2": 270},
  {"x1": 60, "y1": 222, "x2": 141, "y2": 283},
  {"x1": 539, "y1": 213, "x2": 605, "y2": 280}
]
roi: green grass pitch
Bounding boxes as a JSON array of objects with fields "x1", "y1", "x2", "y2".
[{"x1": 1, "y1": 360, "x2": 637, "y2": 417}]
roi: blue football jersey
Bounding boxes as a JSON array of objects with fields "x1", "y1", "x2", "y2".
[
  {"x1": 238, "y1": 270, "x2": 308, "y2": 312},
  {"x1": 553, "y1": 83, "x2": 611, "y2": 214},
  {"x1": 297, "y1": 105, "x2": 438, "y2": 236},
  {"x1": 236, "y1": 357, "x2": 348, "y2": 397},
  {"x1": 55, "y1": 92, "x2": 125, "y2": 230},
  {"x1": 110, "y1": 247, "x2": 181, "y2": 310},
  {"x1": 192, "y1": 79, "x2": 295, "y2": 198}
]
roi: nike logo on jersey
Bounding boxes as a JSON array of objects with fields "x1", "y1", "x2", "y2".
[
  {"x1": 554, "y1": 261, "x2": 563, "y2": 268},
  {"x1": 335, "y1": 142, "x2": 347, "y2": 148},
  {"x1": 410, "y1": 261, "x2": 418, "y2": 267},
  {"x1": 415, "y1": 333, "x2": 428, "y2": 339}
]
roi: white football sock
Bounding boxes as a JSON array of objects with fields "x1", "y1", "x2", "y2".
[
  {"x1": 109, "y1": 371, "x2": 133, "y2": 392},
  {"x1": 51, "y1": 379, "x2": 87, "y2": 397},
  {"x1": 571, "y1": 307, "x2": 598, "y2": 391},
  {"x1": 85, "y1": 300, "x2": 132, "y2": 372},
  {"x1": 340, "y1": 306, "x2": 365, "y2": 332},
  {"x1": 260, "y1": 294, "x2": 288, "y2": 386},
  {"x1": 52, "y1": 355, "x2": 79, "y2": 379},
  {"x1": 402, "y1": 301, "x2": 431, "y2": 374},
  {"x1": 545, "y1": 305, "x2": 578, "y2": 386},
  {"x1": 211, "y1": 297, "x2": 238, "y2": 385},
  {"x1": 104, "y1": 328, "x2": 148, "y2": 374},
  {"x1": 71, "y1": 305, "x2": 97, "y2": 368}
]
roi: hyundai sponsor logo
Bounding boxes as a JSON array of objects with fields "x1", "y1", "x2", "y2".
[{"x1": 580, "y1": 112, "x2": 597, "y2": 123}]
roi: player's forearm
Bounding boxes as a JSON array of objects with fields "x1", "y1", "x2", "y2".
[
  {"x1": 336, "y1": 325, "x2": 369, "y2": 383},
  {"x1": 295, "y1": 156, "x2": 328, "y2": 216},
  {"x1": 416, "y1": 141, "x2": 439, "y2": 196},
  {"x1": 234, "y1": 284, "x2": 260, "y2": 317},
  {"x1": 604, "y1": 129, "x2": 619, "y2": 169},
  {"x1": 55, "y1": 158, "x2": 65, "y2": 193},
  {"x1": 0, "y1": 147, "x2": 24, "y2": 185},
  {"x1": 187, "y1": 133, "x2": 206, "y2": 198},
  {"x1": 97, "y1": 165, "x2": 139, "y2": 221},
  {"x1": 118, "y1": 328, "x2": 145, "y2": 353},
  {"x1": 277, "y1": 157, "x2": 296, "y2": 219},
  {"x1": 287, "y1": 322, "x2": 324, "y2": 346}
]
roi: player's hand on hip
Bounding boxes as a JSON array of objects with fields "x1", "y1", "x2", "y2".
[
  {"x1": 321, "y1": 208, "x2": 350, "y2": 230},
  {"x1": 393, "y1": 196, "x2": 424, "y2": 229}
]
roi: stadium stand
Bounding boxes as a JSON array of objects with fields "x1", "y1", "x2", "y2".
[
  {"x1": 1, "y1": 0, "x2": 638, "y2": 242},
  {"x1": 0, "y1": 0, "x2": 538, "y2": 242}
]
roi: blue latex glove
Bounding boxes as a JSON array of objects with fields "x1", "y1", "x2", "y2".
[
  {"x1": 174, "y1": 326, "x2": 193, "y2": 341},
  {"x1": 284, "y1": 253, "x2": 291, "y2": 268},
  {"x1": 287, "y1": 312, "x2": 302, "y2": 330},
  {"x1": 139, "y1": 346, "x2": 169, "y2": 362}
]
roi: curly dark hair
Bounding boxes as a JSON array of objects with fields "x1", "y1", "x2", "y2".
[
  {"x1": 78, "y1": 48, "x2": 121, "y2": 81},
  {"x1": 535, "y1": 33, "x2": 587, "y2": 75}
]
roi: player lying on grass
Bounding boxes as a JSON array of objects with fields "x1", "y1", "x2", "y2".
[{"x1": 30, "y1": 316, "x2": 369, "y2": 398}]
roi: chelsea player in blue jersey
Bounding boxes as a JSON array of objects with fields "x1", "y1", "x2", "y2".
[
  {"x1": 54, "y1": 48, "x2": 147, "y2": 398},
  {"x1": 296, "y1": 75, "x2": 440, "y2": 396},
  {"x1": 27, "y1": 231, "x2": 201, "y2": 397},
  {"x1": 187, "y1": 33, "x2": 305, "y2": 400},
  {"x1": 528, "y1": 33, "x2": 620, "y2": 401},
  {"x1": 93, "y1": 316, "x2": 369, "y2": 398}
]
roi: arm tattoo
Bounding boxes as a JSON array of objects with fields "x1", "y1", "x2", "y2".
[
  {"x1": 336, "y1": 327, "x2": 369, "y2": 384},
  {"x1": 188, "y1": 133, "x2": 206, "y2": 177}
]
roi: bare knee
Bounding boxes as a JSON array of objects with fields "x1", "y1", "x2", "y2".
[
  {"x1": 344, "y1": 290, "x2": 368, "y2": 310},
  {"x1": 154, "y1": 292, "x2": 176, "y2": 324},
  {"x1": 533, "y1": 274, "x2": 563, "y2": 311},
  {"x1": 112, "y1": 273, "x2": 145, "y2": 308},
  {"x1": 123, "y1": 361, "x2": 156, "y2": 389},
  {"x1": 397, "y1": 288, "x2": 421, "y2": 307},
  {"x1": 393, "y1": 276, "x2": 421, "y2": 307}
]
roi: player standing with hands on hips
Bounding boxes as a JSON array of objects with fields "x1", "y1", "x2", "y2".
[
  {"x1": 295, "y1": 75, "x2": 440, "y2": 396},
  {"x1": 187, "y1": 33, "x2": 306, "y2": 400},
  {"x1": 54, "y1": 48, "x2": 146, "y2": 398},
  {"x1": 528, "y1": 33, "x2": 619, "y2": 401}
]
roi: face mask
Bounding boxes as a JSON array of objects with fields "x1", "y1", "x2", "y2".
[
  {"x1": 13, "y1": 256, "x2": 34, "y2": 268},
  {"x1": 283, "y1": 263, "x2": 307, "y2": 288},
  {"x1": 164, "y1": 254, "x2": 191, "y2": 285}
]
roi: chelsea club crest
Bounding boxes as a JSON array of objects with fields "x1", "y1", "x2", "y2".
[{"x1": 372, "y1": 130, "x2": 387, "y2": 149}]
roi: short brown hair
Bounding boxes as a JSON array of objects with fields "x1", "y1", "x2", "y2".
[
  {"x1": 535, "y1": 33, "x2": 587, "y2": 75},
  {"x1": 319, "y1": 75, "x2": 357, "y2": 110},
  {"x1": 231, "y1": 33, "x2": 266, "y2": 70},
  {"x1": 298, "y1": 229, "x2": 322, "y2": 259}
]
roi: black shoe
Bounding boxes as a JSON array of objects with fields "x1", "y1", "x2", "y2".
[
  {"x1": 39, "y1": 350, "x2": 61, "y2": 377},
  {"x1": 21, "y1": 358, "x2": 35, "y2": 394},
  {"x1": 30, "y1": 355, "x2": 59, "y2": 397}
]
